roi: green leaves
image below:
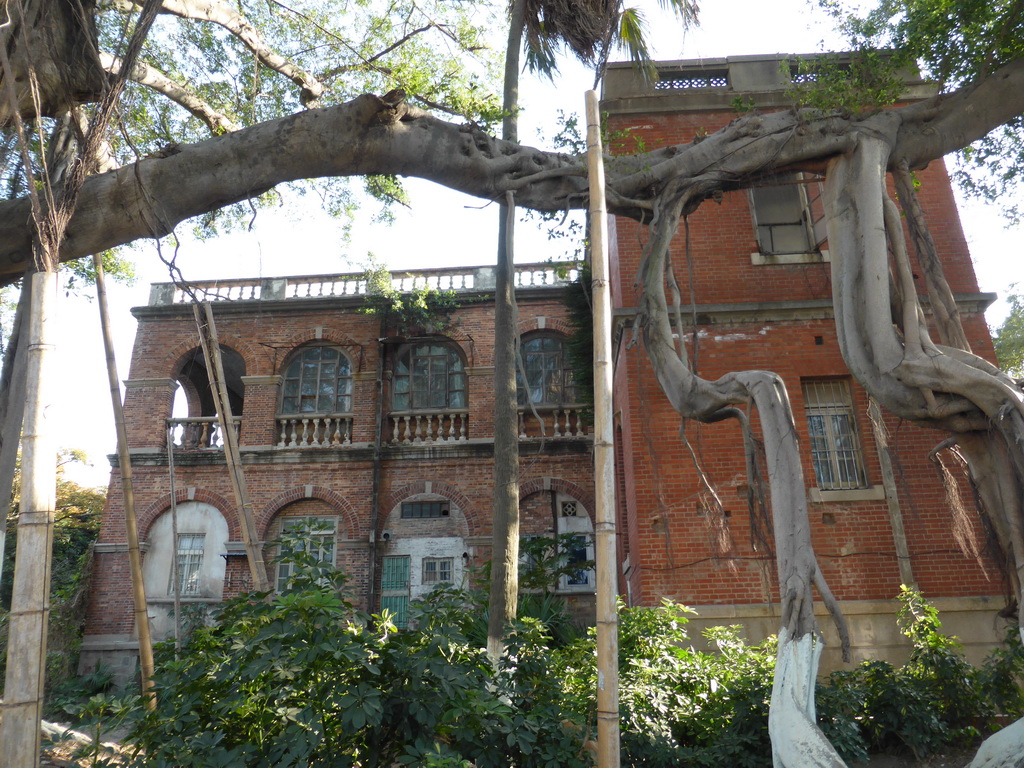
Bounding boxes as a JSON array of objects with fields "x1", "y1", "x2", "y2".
[{"x1": 993, "y1": 287, "x2": 1024, "y2": 375}]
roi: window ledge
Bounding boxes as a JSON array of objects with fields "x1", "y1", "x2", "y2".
[
  {"x1": 750, "y1": 249, "x2": 830, "y2": 266},
  {"x1": 809, "y1": 485, "x2": 885, "y2": 503}
]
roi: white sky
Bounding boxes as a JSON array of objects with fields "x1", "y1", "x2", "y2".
[{"x1": 52, "y1": 0, "x2": 1024, "y2": 487}]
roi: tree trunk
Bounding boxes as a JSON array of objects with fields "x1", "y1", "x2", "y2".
[
  {"x1": 0, "y1": 279, "x2": 32, "y2": 588},
  {"x1": 0, "y1": 0, "x2": 105, "y2": 125},
  {"x1": 822, "y1": 134, "x2": 1024, "y2": 768},
  {"x1": 485, "y1": 0, "x2": 526, "y2": 664},
  {"x1": 0, "y1": 270, "x2": 58, "y2": 768},
  {"x1": 635, "y1": 178, "x2": 849, "y2": 767}
]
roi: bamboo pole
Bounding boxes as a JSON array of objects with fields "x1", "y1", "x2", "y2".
[
  {"x1": 92, "y1": 253, "x2": 156, "y2": 708},
  {"x1": 586, "y1": 89, "x2": 620, "y2": 768},
  {"x1": 167, "y1": 421, "x2": 183, "y2": 650},
  {"x1": 1, "y1": 270, "x2": 57, "y2": 768},
  {"x1": 193, "y1": 302, "x2": 270, "y2": 592}
]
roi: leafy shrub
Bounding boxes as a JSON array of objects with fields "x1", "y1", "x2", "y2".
[
  {"x1": 110, "y1": 530, "x2": 591, "y2": 768},
  {"x1": 816, "y1": 586, "x2": 1024, "y2": 761}
]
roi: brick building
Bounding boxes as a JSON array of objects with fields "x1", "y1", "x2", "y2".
[
  {"x1": 83, "y1": 54, "x2": 1008, "y2": 681},
  {"x1": 603, "y1": 55, "x2": 1005, "y2": 668}
]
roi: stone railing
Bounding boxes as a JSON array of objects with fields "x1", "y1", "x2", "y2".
[
  {"x1": 168, "y1": 417, "x2": 240, "y2": 450},
  {"x1": 388, "y1": 410, "x2": 468, "y2": 444},
  {"x1": 518, "y1": 407, "x2": 588, "y2": 439},
  {"x1": 275, "y1": 414, "x2": 353, "y2": 448},
  {"x1": 149, "y1": 262, "x2": 581, "y2": 306}
]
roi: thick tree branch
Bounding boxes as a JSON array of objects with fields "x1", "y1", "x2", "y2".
[
  {"x1": 99, "y1": 52, "x2": 240, "y2": 133},
  {"x1": 113, "y1": 0, "x2": 324, "y2": 105}
]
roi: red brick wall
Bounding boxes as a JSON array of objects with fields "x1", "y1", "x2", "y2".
[{"x1": 606, "y1": 101, "x2": 1001, "y2": 612}]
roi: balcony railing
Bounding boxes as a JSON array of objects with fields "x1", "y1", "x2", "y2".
[
  {"x1": 149, "y1": 263, "x2": 581, "y2": 306},
  {"x1": 168, "y1": 417, "x2": 240, "y2": 450},
  {"x1": 389, "y1": 410, "x2": 468, "y2": 444},
  {"x1": 518, "y1": 407, "x2": 588, "y2": 439},
  {"x1": 276, "y1": 414, "x2": 353, "y2": 448}
]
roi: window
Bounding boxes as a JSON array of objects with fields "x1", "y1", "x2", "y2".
[
  {"x1": 803, "y1": 380, "x2": 868, "y2": 490},
  {"x1": 562, "y1": 536, "x2": 591, "y2": 587},
  {"x1": 518, "y1": 335, "x2": 576, "y2": 406},
  {"x1": 749, "y1": 172, "x2": 826, "y2": 256},
  {"x1": 169, "y1": 533, "x2": 205, "y2": 596},
  {"x1": 281, "y1": 346, "x2": 353, "y2": 414},
  {"x1": 422, "y1": 557, "x2": 453, "y2": 585},
  {"x1": 401, "y1": 500, "x2": 450, "y2": 519},
  {"x1": 381, "y1": 555, "x2": 411, "y2": 629},
  {"x1": 393, "y1": 343, "x2": 466, "y2": 411},
  {"x1": 275, "y1": 517, "x2": 337, "y2": 591},
  {"x1": 556, "y1": 496, "x2": 594, "y2": 591}
]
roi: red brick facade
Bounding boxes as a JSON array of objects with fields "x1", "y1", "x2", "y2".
[
  {"x1": 602, "y1": 56, "x2": 1005, "y2": 666},
  {"x1": 83, "y1": 55, "x2": 1008, "y2": 681}
]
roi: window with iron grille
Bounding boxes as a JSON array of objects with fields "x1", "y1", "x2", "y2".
[
  {"x1": 169, "y1": 533, "x2": 205, "y2": 596},
  {"x1": 280, "y1": 345, "x2": 353, "y2": 414},
  {"x1": 749, "y1": 173, "x2": 826, "y2": 255},
  {"x1": 517, "y1": 335, "x2": 576, "y2": 406},
  {"x1": 803, "y1": 380, "x2": 868, "y2": 490},
  {"x1": 393, "y1": 343, "x2": 466, "y2": 411},
  {"x1": 275, "y1": 517, "x2": 337, "y2": 591},
  {"x1": 401, "y1": 501, "x2": 450, "y2": 519},
  {"x1": 422, "y1": 557, "x2": 453, "y2": 584}
]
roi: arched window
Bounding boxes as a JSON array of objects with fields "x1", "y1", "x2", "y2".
[
  {"x1": 393, "y1": 343, "x2": 466, "y2": 411},
  {"x1": 280, "y1": 345, "x2": 353, "y2": 414},
  {"x1": 518, "y1": 335, "x2": 575, "y2": 406}
]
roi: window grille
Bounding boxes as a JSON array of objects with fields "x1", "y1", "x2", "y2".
[
  {"x1": 170, "y1": 533, "x2": 205, "y2": 596},
  {"x1": 393, "y1": 343, "x2": 466, "y2": 411},
  {"x1": 280, "y1": 346, "x2": 353, "y2": 414},
  {"x1": 401, "y1": 501, "x2": 450, "y2": 519},
  {"x1": 422, "y1": 557, "x2": 453, "y2": 584},
  {"x1": 563, "y1": 535, "x2": 591, "y2": 587},
  {"x1": 802, "y1": 380, "x2": 868, "y2": 490},
  {"x1": 560, "y1": 500, "x2": 578, "y2": 517},
  {"x1": 517, "y1": 335, "x2": 576, "y2": 406},
  {"x1": 655, "y1": 71, "x2": 729, "y2": 89}
]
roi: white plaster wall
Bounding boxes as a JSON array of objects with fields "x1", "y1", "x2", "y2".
[
  {"x1": 143, "y1": 501, "x2": 228, "y2": 639},
  {"x1": 384, "y1": 536, "x2": 467, "y2": 601}
]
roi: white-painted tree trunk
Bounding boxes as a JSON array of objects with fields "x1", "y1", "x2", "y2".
[
  {"x1": 0, "y1": 270, "x2": 58, "y2": 768},
  {"x1": 770, "y1": 628, "x2": 847, "y2": 768}
]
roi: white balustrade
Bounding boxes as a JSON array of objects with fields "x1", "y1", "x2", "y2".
[
  {"x1": 517, "y1": 407, "x2": 587, "y2": 440},
  {"x1": 388, "y1": 411, "x2": 468, "y2": 444},
  {"x1": 168, "y1": 417, "x2": 240, "y2": 449},
  {"x1": 151, "y1": 263, "x2": 581, "y2": 306},
  {"x1": 275, "y1": 414, "x2": 353, "y2": 448}
]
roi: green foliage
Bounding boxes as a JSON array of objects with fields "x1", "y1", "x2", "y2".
[
  {"x1": 785, "y1": 51, "x2": 905, "y2": 114},
  {"x1": 825, "y1": 0, "x2": 1024, "y2": 217},
  {"x1": 112, "y1": 536, "x2": 592, "y2": 768},
  {"x1": 359, "y1": 258, "x2": 462, "y2": 336},
  {"x1": 518, "y1": 533, "x2": 595, "y2": 594},
  {"x1": 62, "y1": 573, "x2": 1023, "y2": 767},
  {"x1": 993, "y1": 288, "x2": 1024, "y2": 375},
  {"x1": 817, "y1": 586, "x2": 1024, "y2": 761},
  {"x1": 0, "y1": 450, "x2": 105, "y2": 689}
]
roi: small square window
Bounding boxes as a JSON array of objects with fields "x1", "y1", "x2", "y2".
[{"x1": 422, "y1": 557, "x2": 453, "y2": 584}]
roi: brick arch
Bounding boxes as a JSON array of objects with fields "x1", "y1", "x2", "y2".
[
  {"x1": 519, "y1": 477, "x2": 595, "y2": 524},
  {"x1": 383, "y1": 481, "x2": 481, "y2": 535},
  {"x1": 278, "y1": 329, "x2": 367, "y2": 372},
  {"x1": 516, "y1": 318, "x2": 574, "y2": 337},
  {"x1": 259, "y1": 486, "x2": 359, "y2": 539},
  {"x1": 140, "y1": 487, "x2": 238, "y2": 540},
  {"x1": 164, "y1": 332, "x2": 265, "y2": 379}
]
